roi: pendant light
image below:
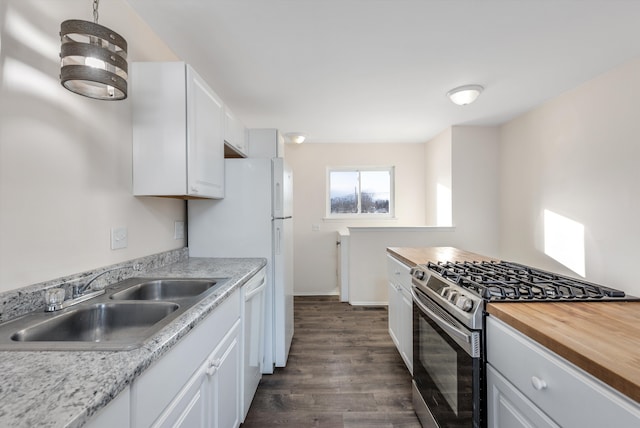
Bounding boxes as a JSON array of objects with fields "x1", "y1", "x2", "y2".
[{"x1": 59, "y1": 0, "x2": 128, "y2": 100}]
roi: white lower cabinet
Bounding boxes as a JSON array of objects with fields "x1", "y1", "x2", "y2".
[
  {"x1": 386, "y1": 254, "x2": 413, "y2": 374},
  {"x1": 486, "y1": 316, "x2": 640, "y2": 428},
  {"x1": 153, "y1": 320, "x2": 241, "y2": 428},
  {"x1": 129, "y1": 288, "x2": 242, "y2": 428}
]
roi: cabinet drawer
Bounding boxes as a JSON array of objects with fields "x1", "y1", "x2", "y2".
[
  {"x1": 486, "y1": 316, "x2": 640, "y2": 428},
  {"x1": 386, "y1": 254, "x2": 411, "y2": 291}
]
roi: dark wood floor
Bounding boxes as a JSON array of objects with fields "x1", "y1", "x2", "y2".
[{"x1": 241, "y1": 296, "x2": 421, "y2": 428}]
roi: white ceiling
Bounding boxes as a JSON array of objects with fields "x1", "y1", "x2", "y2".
[{"x1": 126, "y1": 0, "x2": 640, "y2": 144}]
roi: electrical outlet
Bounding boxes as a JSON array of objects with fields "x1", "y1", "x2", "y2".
[
  {"x1": 111, "y1": 227, "x2": 128, "y2": 250},
  {"x1": 174, "y1": 221, "x2": 185, "y2": 240}
]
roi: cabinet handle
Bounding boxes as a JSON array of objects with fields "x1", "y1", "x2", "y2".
[
  {"x1": 206, "y1": 358, "x2": 222, "y2": 376},
  {"x1": 190, "y1": 186, "x2": 199, "y2": 193},
  {"x1": 531, "y1": 376, "x2": 547, "y2": 391},
  {"x1": 394, "y1": 271, "x2": 401, "y2": 276}
]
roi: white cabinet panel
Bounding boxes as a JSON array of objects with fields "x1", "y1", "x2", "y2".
[
  {"x1": 187, "y1": 66, "x2": 225, "y2": 198},
  {"x1": 224, "y1": 106, "x2": 248, "y2": 157},
  {"x1": 208, "y1": 321, "x2": 241, "y2": 428},
  {"x1": 386, "y1": 254, "x2": 413, "y2": 374},
  {"x1": 132, "y1": 62, "x2": 224, "y2": 199}
]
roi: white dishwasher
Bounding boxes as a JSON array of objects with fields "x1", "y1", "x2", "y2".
[{"x1": 241, "y1": 267, "x2": 266, "y2": 420}]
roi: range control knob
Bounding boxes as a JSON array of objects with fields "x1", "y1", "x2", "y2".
[
  {"x1": 414, "y1": 270, "x2": 425, "y2": 280},
  {"x1": 440, "y1": 288, "x2": 450, "y2": 298},
  {"x1": 456, "y1": 296, "x2": 474, "y2": 312},
  {"x1": 448, "y1": 291, "x2": 458, "y2": 303}
]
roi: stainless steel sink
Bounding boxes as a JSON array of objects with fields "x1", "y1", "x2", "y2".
[
  {"x1": 11, "y1": 302, "x2": 179, "y2": 343},
  {"x1": 0, "y1": 276, "x2": 230, "y2": 351},
  {"x1": 110, "y1": 279, "x2": 219, "y2": 301}
]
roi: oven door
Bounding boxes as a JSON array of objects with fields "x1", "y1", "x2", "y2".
[{"x1": 412, "y1": 286, "x2": 483, "y2": 428}]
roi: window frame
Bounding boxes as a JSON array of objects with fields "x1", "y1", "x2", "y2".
[{"x1": 325, "y1": 165, "x2": 395, "y2": 219}]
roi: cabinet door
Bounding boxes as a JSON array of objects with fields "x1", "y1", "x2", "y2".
[
  {"x1": 387, "y1": 281, "x2": 400, "y2": 348},
  {"x1": 186, "y1": 65, "x2": 224, "y2": 198},
  {"x1": 224, "y1": 107, "x2": 248, "y2": 156},
  {"x1": 152, "y1": 366, "x2": 208, "y2": 428},
  {"x1": 208, "y1": 321, "x2": 241, "y2": 428},
  {"x1": 400, "y1": 286, "x2": 413, "y2": 374},
  {"x1": 487, "y1": 364, "x2": 560, "y2": 428}
]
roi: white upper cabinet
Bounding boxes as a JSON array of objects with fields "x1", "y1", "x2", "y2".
[
  {"x1": 132, "y1": 62, "x2": 224, "y2": 199},
  {"x1": 224, "y1": 106, "x2": 248, "y2": 158}
]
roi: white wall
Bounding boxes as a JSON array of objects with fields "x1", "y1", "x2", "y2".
[
  {"x1": 0, "y1": 0, "x2": 185, "y2": 291},
  {"x1": 346, "y1": 126, "x2": 501, "y2": 305},
  {"x1": 284, "y1": 142, "x2": 427, "y2": 296},
  {"x1": 424, "y1": 127, "x2": 452, "y2": 226},
  {"x1": 451, "y1": 126, "x2": 500, "y2": 257},
  {"x1": 499, "y1": 58, "x2": 640, "y2": 297}
]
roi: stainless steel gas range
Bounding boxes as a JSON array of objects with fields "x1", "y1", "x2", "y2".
[{"x1": 410, "y1": 260, "x2": 634, "y2": 428}]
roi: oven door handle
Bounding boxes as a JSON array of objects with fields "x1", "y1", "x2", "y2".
[{"x1": 411, "y1": 288, "x2": 479, "y2": 357}]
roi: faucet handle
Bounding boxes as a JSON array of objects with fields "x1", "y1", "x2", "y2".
[{"x1": 44, "y1": 288, "x2": 66, "y2": 312}]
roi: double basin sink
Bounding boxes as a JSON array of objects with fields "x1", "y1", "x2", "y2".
[{"x1": 0, "y1": 277, "x2": 230, "y2": 351}]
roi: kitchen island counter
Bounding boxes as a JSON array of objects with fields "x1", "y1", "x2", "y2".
[
  {"x1": 0, "y1": 257, "x2": 266, "y2": 428},
  {"x1": 386, "y1": 246, "x2": 640, "y2": 405},
  {"x1": 486, "y1": 300, "x2": 640, "y2": 404}
]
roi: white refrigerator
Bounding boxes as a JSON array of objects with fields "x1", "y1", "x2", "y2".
[{"x1": 188, "y1": 157, "x2": 294, "y2": 373}]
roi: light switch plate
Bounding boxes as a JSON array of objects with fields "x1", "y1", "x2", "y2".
[{"x1": 111, "y1": 227, "x2": 128, "y2": 250}]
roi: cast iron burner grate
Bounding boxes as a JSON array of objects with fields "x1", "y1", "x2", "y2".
[{"x1": 426, "y1": 261, "x2": 626, "y2": 301}]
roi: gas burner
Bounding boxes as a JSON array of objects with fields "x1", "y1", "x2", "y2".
[{"x1": 426, "y1": 260, "x2": 627, "y2": 301}]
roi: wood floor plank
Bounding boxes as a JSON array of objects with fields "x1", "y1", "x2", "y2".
[{"x1": 241, "y1": 296, "x2": 421, "y2": 428}]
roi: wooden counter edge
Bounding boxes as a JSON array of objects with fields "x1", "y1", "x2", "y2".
[{"x1": 387, "y1": 246, "x2": 498, "y2": 267}]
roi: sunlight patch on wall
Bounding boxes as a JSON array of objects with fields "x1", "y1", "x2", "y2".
[
  {"x1": 437, "y1": 183, "x2": 452, "y2": 226},
  {"x1": 543, "y1": 209, "x2": 585, "y2": 277},
  {"x1": 5, "y1": 6, "x2": 58, "y2": 61}
]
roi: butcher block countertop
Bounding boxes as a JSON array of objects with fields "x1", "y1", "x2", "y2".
[
  {"x1": 386, "y1": 246, "x2": 498, "y2": 266},
  {"x1": 386, "y1": 246, "x2": 640, "y2": 404},
  {"x1": 486, "y1": 301, "x2": 640, "y2": 403}
]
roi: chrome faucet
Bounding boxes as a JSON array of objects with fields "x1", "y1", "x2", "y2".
[{"x1": 44, "y1": 263, "x2": 142, "y2": 312}]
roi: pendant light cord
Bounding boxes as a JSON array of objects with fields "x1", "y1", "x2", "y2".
[{"x1": 93, "y1": 0, "x2": 99, "y2": 24}]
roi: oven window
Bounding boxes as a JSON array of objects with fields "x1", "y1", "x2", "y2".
[
  {"x1": 413, "y1": 295, "x2": 480, "y2": 428},
  {"x1": 419, "y1": 316, "x2": 459, "y2": 414}
]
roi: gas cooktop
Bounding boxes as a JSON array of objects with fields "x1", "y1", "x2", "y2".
[{"x1": 425, "y1": 260, "x2": 629, "y2": 301}]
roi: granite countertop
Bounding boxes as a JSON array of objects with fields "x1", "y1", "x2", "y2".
[{"x1": 0, "y1": 257, "x2": 266, "y2": 428}]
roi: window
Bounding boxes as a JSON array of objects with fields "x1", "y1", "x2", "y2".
[{"x1": 327, "y1": 166, "x2": 394, "y2": 218}]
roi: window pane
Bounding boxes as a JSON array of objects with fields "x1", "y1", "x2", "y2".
[
  {"x1": 330, "y1": 171, "x2": 358, "y2": 213},
  {"x1": 360, "y1": 170, "x2": 390, "y2": 214}
]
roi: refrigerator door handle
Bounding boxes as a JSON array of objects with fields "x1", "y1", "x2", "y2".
[{"x1": 275, "y1": 225, "x2": 281, "y2": 255}]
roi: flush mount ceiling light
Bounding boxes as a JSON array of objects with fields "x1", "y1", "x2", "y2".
[
  {"x1": 59, "y1": 0, "x2": 128, "y2": 100},
  {"x1": 285, "y1": 133, "x2": 306, "y2": 144},
  {"x1": 447, "y1": 84, "x2": 484, "y2": 106}
]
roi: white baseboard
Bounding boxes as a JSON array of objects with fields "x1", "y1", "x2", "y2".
[
  {"x1": 294, "y1": 290, "x2": 340, "y2": 296},
  {"x1": 348, "y1": 301, "x2": 388, "y2": 307}
]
